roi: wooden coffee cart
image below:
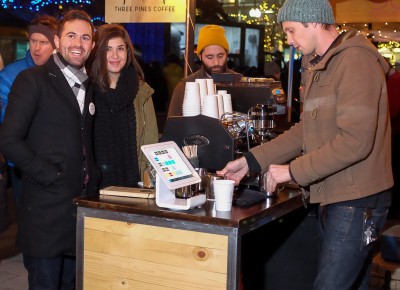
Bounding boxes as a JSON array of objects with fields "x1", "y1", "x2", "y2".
[{"x1": 74, "y1": 188, "x2": 304, "y2": 290}]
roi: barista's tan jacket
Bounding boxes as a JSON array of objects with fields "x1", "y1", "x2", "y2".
[
  {"x1": 251, "y1": 29, "x2": 393, "y2": 206},
  {"x1": 135, "y1": 81, "x2": 159, "y2": 179}
]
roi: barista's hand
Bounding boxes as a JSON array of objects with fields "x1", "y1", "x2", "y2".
[
  {"x1": 217, "y1": 157, "x2": 249, "y2": 186},
  {"x1": 266, "y1": 164, "x2": 291, "y2": 193}
]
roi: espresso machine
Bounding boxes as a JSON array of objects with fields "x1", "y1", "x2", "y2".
[
  {"x1": 162, "y1": 78, "x2": 288, "y2": 170},
  {"x1": 161, "y1": 115, "x2": 237, "y2": 171},
  {"x1": 161, "y1": 77, "x2": 294, "y2": 197}
]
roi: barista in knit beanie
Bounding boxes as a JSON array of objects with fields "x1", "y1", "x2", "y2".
[
  {"x1": 218, "y1": 1, "x2": 393, "y2": 289},
  {"x1": 167, "y1": 24, "x2": 242, "y2": 117},
  {"x1": 277, "y1": 0, "x2": 335, "y2": 25},
  {"x1": 196, "y1": 25, "x2": 230, "y2": 56},
  {"x1": 277, "y1": 0, "x2": 337, "y2": 58}
]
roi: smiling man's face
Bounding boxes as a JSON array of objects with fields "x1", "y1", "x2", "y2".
[{"x1": 54, "y1": 19, "x2": 94, "y2": 69}]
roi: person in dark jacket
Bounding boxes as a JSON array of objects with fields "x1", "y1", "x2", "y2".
[
  {"x1": 0, "y1": 14, "x2": 57, "y2": 206},
  {"x1": 0, "y1": 10, "x2": 98, "y2": 290},
  {"x1": 0, "y1": 95, "x2": 8, "y2": 233},
  {"x1": 0, "y1": 151, "x2": 8, "y2": 233}
]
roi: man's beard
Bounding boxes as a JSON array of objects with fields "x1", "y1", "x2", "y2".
[{"x1": 203, "y1": 61, "x2": 228, "y2": 76}]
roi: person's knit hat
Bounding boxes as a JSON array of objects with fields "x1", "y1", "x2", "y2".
[
  {"x1": 197, "y1": 25, "x2": 229, "y2": 56},
  {"x1": 28, "y1": 24, "x2": 56, "y2": 49},
  {"x1": 277, "y1": 0, "x2": 335, "y2": 25}
]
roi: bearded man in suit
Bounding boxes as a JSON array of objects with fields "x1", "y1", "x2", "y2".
[{"x1": 0, "y1": 10, "x2": 99, "y2": 290}]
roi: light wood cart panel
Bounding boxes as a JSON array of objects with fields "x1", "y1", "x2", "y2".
[
  {"x1": 84, "y1": 228, "x2": 227, "y2": 271},
  {"x1": 84, "y1": 251, "x2": 227, "y2": 290},
  {"x1": 83, "y1": 217, "x2": 229, "y2": 290},
  {"x1": 85, "y1": 217, "x2": 228, "y2": 249}
]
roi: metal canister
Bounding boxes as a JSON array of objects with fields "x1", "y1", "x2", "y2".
[
  {"x1": 175, "y1": 168, "x2": 207, "y2": 199},
  {"x1": 175, "y1": 186, "x2": 194, "y2": 199},
  {"x1": 205, "y1": 173, "x2": 223, "y2": 200},
  {"x1": 258, "y1": 171, "x2": 275, "y2": 197}
]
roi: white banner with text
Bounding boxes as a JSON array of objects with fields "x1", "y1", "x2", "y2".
[{"x1": 105, "y1": 0, "x2": 186, "y2": 23}]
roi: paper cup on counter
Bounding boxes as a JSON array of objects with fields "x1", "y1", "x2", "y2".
[
  {"x1": 215, "y1": 210, "x2": 231, "y2": 218},
  {"x1": 213, "y1": 179, "x2": 235, "y2": 211}
]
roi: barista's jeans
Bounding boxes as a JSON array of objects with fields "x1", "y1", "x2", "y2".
[
  {"x1": 314, "y1": 205, "x2": 388, "y2": 290},
  {"x1": 23, "y1": 254, "x2": 75, "y2": 290}
]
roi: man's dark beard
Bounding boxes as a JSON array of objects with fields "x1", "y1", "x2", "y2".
[{"x1": 203, "y1": 61, "x2": 227, "y2": 76}]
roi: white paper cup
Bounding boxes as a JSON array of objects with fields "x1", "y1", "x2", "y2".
[
  {"x1": 202, "y1": 95, "x2": 219, "y2": 119},
  {"x1": 183, "y1": 82, "x2": 201, "y2": 108},
  {"x1": 217, "y1": 90, "x2": 228, "y2": 95},
  {"x1": 215, "y1": 210, "x2": 231, "y2": 218},
  {"x1": 195, "y1": 79, "x2": 208, "y2": 98},
  {"x1": 222, "y1": 94, "x2": 233, "y2": 114},
  {"x1": 182, "y1": 111, "x2": 200, "y2": 117},
  {"x1": 213, "y1": 179, "x2": 235, "y2": 211},
  {"x1": 206, "y1": 78, "x2": 215, "y2": 95},
  {"x1": 217, "y1": 94, "x2": 224, "y2": 118}
]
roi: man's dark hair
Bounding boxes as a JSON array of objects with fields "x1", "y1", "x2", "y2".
[{"x1": 57, "y1": 10, "x2": 94, "y2": 37}]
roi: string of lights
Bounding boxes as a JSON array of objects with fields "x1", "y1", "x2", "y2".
[
  {"x1": 338, "y1": 22, "x2": 400, "y2": 42},
  {"x1": 228, "y1": 0, "x2": 400, "y2": 61},
  {"x1": 1, "y1": 0, "x2": 92, "y2": 11},
  {"x1": 1, "y1": 0, "x2": 399, "y2": 60}
]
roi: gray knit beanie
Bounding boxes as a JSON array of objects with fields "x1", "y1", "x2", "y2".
[{"x1": 277, "y1": 0, "x2": 335, "y2": 24}]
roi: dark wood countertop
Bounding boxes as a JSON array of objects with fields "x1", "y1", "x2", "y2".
[{"x1": 75, "y1": 188, "x2": 304, "y2": 233}]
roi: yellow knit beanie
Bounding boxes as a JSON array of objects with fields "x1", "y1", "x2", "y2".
[{"x1": 197, "y1": 25, "x2": 230, "y2": 56}]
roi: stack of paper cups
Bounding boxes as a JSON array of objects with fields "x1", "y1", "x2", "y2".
[
  {"x1": 182, "y1": 82, "x2": 201, "y2": 116},
  {"x1": 201, "y1": 95, "x2": 219, "y2": 119}
]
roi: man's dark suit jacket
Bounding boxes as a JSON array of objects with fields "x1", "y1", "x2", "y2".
[{"x1": 0, "y1": 56, "x2": 99, "y2": 258}]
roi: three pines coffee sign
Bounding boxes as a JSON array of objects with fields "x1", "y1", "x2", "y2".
[{"x1": 105, "y1": 0, "x2": 186, "y2": 23}]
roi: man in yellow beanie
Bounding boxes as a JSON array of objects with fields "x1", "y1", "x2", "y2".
[{"x1": 167, "y1": 24, "x2": 240, "y2": 117}]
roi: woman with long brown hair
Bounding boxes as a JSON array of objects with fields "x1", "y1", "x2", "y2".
[{"x1": 87, "y1": 24, "x2": 158, "y2": 188}]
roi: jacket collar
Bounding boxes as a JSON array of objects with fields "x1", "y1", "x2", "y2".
[
  {"x1": 46, "y1": 56, "x2": 89, "y2": 117},
  {"x1": 310, "y1": 28, "x2": 360, "y2": 71}
]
